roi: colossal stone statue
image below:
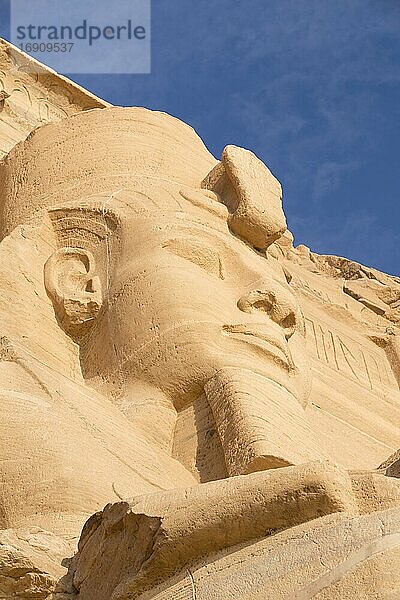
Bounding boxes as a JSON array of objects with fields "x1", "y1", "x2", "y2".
[
  {"x1": 0, "y1": 41, "x2": 400, "y2": 599},
  {"x1": 0, "y1": 106, "x2": 330, "y2": 531}
]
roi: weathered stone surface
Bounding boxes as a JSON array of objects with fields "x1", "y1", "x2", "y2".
[
  {"x1": 0, "y1": 528, "x2": 73, "y2": 599},
  {"x1": 70, "y1": 462, "x2": 359, "y2": 599},
  {"x1": 202, "y1": 144, "x2": 286, "y2": 250},
  {"x1": 69, "y1": 508, "x2": 400, "y2": 599},
  {"x1": 0, "y1": 40, "x2": 108, "y2": 160},
  {"x1": 379, "y1": 449, "x2": 400, "y2": 478}
]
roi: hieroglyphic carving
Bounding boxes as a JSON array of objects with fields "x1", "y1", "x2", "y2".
[
  {"x1": 305, "y1": 316, "x2": 398, "y2": 392},
  {"x1": 0, "y1": 38, "x2": 108, "y2": 158}
]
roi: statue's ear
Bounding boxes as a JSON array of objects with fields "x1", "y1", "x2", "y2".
[
  {"x1": 202, "y1": 145, "x2": 287, "y2": 250},
  {"x1": 44, "y1": 248, "x2": 102, "y2": 340}
]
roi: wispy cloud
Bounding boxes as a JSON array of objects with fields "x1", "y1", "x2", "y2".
[{"x1": 312, "y1": 160, "x2": 361, "y2": 201}]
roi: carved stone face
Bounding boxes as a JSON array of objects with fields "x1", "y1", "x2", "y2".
[{"x1": 79, "y1": 200, "x2": 311, "y2": 409}]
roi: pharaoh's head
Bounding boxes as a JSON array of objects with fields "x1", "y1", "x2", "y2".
[{"x1": 0, "y1": 107, "x2": 313, "y2": 474}]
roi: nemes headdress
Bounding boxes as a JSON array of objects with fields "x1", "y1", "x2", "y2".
[{"x1": 0, "y1": 106, "x2": 286, "y2": 250}]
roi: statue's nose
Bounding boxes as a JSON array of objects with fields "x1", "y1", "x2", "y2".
[{"x1": 237, "y1": 281, "x2": 299, "y2": 340}]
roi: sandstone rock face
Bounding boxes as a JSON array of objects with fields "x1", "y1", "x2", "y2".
[
  {"x1": 0, "y1": 528, "x2": 73, "y2": 599},
  {"x1": 0, "y1": 39, "x2": 399, "y2": 599},
  {"x1": 0, "y1": 39, "x2": 108, "y2": 160}
]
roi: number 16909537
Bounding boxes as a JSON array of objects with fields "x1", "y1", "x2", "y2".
[{"x1": 19, "y1": 42, "x2": 74, "y2": 53}]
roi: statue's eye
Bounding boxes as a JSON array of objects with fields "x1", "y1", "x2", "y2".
[{"x1": 162, "y1": 238, "x2": 225, "y2": 280}]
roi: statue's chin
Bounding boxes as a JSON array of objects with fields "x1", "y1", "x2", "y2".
[{"x1": 89, "y1": 325, "x2": 309, "y2": 411}]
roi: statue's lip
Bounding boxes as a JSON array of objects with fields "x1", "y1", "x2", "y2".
[{"x1": 222, "y1": 323, "x2": 294, "y2": 369}]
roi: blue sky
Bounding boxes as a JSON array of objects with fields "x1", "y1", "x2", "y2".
[{"x1": 1, "y1": 0, "x2": 399, "y2": 275}]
